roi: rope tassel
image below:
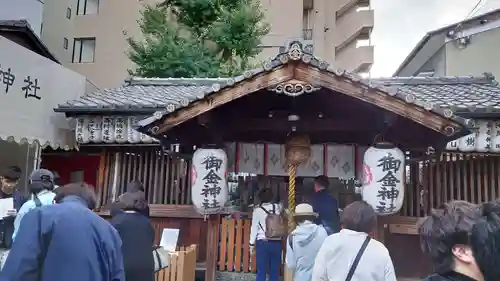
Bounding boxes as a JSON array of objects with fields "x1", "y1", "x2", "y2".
[{"x1": 288, "y1": 164, "x2": 296, "y2": 230}]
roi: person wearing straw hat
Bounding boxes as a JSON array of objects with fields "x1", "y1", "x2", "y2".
[{"x1": 285, "y1": 203, "x2": 327, "y2": 281}]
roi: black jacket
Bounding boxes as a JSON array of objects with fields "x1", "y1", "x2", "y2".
[
  {"x1": 111, "y1": 212, "x2": 155, "y2": 281},
  {"x1": 423, "y1": 272, "x2": 479, "y2": 281}
]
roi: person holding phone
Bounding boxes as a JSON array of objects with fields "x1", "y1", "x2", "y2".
[{"x1": 0, "y1": 166, "x2": 22, "y2": 250}]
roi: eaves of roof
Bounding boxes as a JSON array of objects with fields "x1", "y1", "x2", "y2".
[{"x1": 0, "y1": 19, "x2": 60, "y2": 64}]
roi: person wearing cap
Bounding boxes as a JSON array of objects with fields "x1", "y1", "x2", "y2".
[
  {"x1": 311, "y1": 175, "x2": 340, "y2": 235},
  {"x1": 1, "y1": 182, "x2": 124, "y2": 281},
  {"x1": 285, "y1": 203, "x2": 327, "y2": 281},
  {"x1": 12, "y1": 169, "x2": 56, "y2": 241}
]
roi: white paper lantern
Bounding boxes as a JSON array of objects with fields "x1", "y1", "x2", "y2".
[
  {"x1": 492, "y1": 121, "x2": 500, "y2": 153},
  {"x1": 140, "y1": 133, "x2": 153, "y2": 143},
  {"x1": 446, "y1": 140, "x2": 458, "y2": 151},
  {"x1": 475, "y1": 120, "x2": 492, "y2": 152},
  {"x1": 191, "y1": 148, "x2": 228, "y2": 215},
  {"x1": 88, "y1": 116, "x2": 102, "y2": 143},
  {"x1": 458, "y1": 121, "x2": 477, "y2": 152},
  {"x1": 361, "y1": 143, "x2": 405, "y2": 215},
  {"x1": 75, "y1": 116, "x2": 90, "y2": 144},
  {"x1": 127, "y1": 117, "x2": 141, "y2": 144},
  {"x1": 102, "y1": 117, "x2": 115, "y2": 143},
  {"x1": 114, "y1": 116, "x2": 128, "y2": 143}
]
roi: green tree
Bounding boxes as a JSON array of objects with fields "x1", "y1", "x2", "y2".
[{"x1": 127, "y1": 0, "x2": 269, "y2": 78}]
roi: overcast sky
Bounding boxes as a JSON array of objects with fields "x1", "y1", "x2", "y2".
[{"x1": 370, "y1": 0, "x2": 500, "y2": 77}]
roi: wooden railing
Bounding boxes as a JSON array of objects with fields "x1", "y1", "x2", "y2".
[
  {"x1": 156, "y1": 245, "x2": 197, "y2": 281},
  {"x1": 219, "y1": 218, "x2": 256, "y2": 273},
  {"x1": 400, "y1": 153, "x2": 500, "y2": 217},
  {"x1": 96, "y1": 147, "x2": 191, "y2": 207},
  {"x1": 218, "y1": 217, "x2": 286, "y2": 274}
]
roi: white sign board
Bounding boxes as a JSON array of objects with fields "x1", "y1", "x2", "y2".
[
  {"x1": 0, "y1": 36, "x2": 86, "y2": 149},
  {"x1": 0, "y1": 198, "x2": 14, "y2": 218},
  {"x1": 159, "y1": 228, "x2": 180, "y2": 252}
]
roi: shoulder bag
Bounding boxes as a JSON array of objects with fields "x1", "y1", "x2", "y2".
[{"x1": 345, "y1": 236, "x2": 371, "y2": 281}]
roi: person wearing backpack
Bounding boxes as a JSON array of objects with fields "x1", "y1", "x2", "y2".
[
  {"x1": 285, "y1": 203, "x2": 327, "y2": 281},
  {"x1": 249, "y1": 188, "x2": 285, "y2": 281},
  {"x1": 12, "y1": 169, "x2": 56, "y2": 241}
]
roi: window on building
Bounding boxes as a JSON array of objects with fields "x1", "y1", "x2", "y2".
[
  {"x1": 63, "y1": 38, "x2": 69, "y2": 50},
  {"x1": 416, "y1": 71, "x2": 435, "y2": 77},
  {"x1": 66, "y1": 7, "x2": 72, "y2": 19},
  {"x1": 72, "y1": 38, "x2": 96, "y2": 63},
  {"x1": 77, "y1": 0, "x2": 99, "y2": 15},
  {"x1": 356, "y1": 39, "x2": 371, "y2": 48}
]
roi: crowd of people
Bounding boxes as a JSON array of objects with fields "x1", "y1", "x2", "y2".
[
  {"x1": 0, "y1": 166, "x2": 156, "y2": 281},
  {"x1": 1, "y1": 165, "x2": 500, "y2": 281},
  {"x1": 251, "y1": 176, "x2": 500, "y2": 281}
]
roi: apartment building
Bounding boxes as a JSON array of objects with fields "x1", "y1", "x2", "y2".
[
  {"x1": 41, "y1": 0, "x2": 374, "y2": 89},
  {"x1": 394, "y1": 8, "x2": 500, "y2": 79}
]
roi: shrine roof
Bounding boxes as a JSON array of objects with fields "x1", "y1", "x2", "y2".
[
  {"x1": 54, "y1": 77, "x2": 231, "y2": 114},
  {"x1": 370, "y1": 73, "x2": 500, "y2": 117},
  {"x1": 59, "y1": 41, "x2": 499, "y2": 134},
  {"x1": 0, "y1": 20, "x2": 59, "y2": 63}
]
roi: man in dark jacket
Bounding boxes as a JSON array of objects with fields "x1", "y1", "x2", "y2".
[
  {"x1": 111, "y1": 180, "x2": 150, "y2": 218},
  {"x1": 311, "y1": 176, "x2": 340, "y2": 235},
  {"x1": 0, "y1": 183, "x2": 125, "y2": 281},
  {"x1": 419, "y1": 201, "x2": 483, "y2": 281},
  {"x1": 0, "y1": 166, "x2": 25, "y2": 249}
]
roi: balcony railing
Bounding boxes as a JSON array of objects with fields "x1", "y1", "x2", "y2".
[{"x1": 303, "y1": 29, "x2": 313, "y2": 40}]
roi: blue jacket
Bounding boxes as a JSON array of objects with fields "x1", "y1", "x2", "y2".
[
  {"x1": 0, "y1": 196, "x2": 125, "y2": 281},
  {"x1": 12, "y1": 189, "x2": 56, "y2": 240},
  {"x1": 285, "y1": 222, "x2": 327, "y2": 281},
  {"x1": 311, "y1": 189, "x2": 340, "y2": 235}
]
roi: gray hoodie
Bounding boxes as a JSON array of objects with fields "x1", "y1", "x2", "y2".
[{"x1": 285, "y1": 221, "x2": 327, "y2": 281}]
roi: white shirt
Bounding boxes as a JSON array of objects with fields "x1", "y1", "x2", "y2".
[
  {"x1": 312, "y1": 229, "x2": 396, "y2": 281},
  {"x1": 249, "y1": 202, "x2": 282, "y2": 246}
]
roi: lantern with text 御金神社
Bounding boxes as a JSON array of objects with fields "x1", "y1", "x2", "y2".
[
  {"x1": 191, "y1": 148, "x2": 228, "y2": 215},
  {"x1": 362, "y1": 142, "x2": 405, "y2": 215}
]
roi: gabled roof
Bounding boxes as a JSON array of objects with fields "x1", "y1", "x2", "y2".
[
  {"x1": 0, "y1": 20, "x2": 59, "y2": 64},
  {"x1": 393, "y1": 8, "x2": 500, "y2": 76},
  {"x1": 56, "y1": 40, "x2": 472, "y2": 142},
  {"x1": 370, "y1": 73, "x2": 500, "y2": 117}
]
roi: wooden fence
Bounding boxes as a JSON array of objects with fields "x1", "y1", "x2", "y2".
[
  {"x1": 96, "y1": 146, "x2": 191, "y2": 208},
  {"x1": 217, "y1": 217, "x2": 286, "y2": 274},
  {"x1": 156, "y1": 245, "x2": 197, "y2": 281},
  {"x1": 400, "y1": 153, "x2": 500, "y2": 217},
  {"x1": 218, "y1": 218, "x2": 256, "y2": 273}
]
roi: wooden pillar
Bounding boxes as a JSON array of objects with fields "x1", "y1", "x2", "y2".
[
  {"x1": 95, "y1": 150, "x2": 106, "y2": 209},
  {"x1": 205, "y1": 215, "x2": 220, "y2": 281}
]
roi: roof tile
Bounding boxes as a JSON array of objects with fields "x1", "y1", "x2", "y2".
[{"x1": 370, "y1": 74, "x2": 500, "y2": 114}]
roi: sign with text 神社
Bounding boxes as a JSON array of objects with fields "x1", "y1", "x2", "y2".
[{"x1": 0, "y1": 36, "x2": 86, "y2": 149}]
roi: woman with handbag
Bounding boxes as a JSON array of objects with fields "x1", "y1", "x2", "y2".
[{"x1": 111, "y1": 191, "x2": 155, "y2": 281}]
